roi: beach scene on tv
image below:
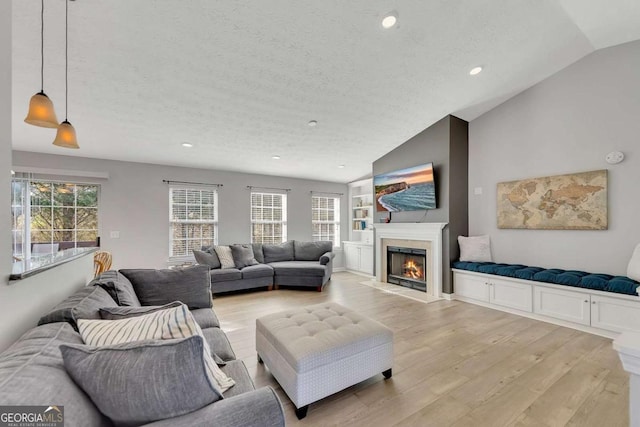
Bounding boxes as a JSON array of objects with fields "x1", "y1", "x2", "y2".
[{"x1": 374, "y1": 163, "x2": 436, "y2": 212}]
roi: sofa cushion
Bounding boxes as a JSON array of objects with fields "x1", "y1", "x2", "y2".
[
  {"x1": 220, "y1": 360, "x2": 256, "y2": 398},
  {"x1": 579, "y1": 274, "x2": 612, "y2": 291},
  {"x1": 241, "y1": 264, "x2": 274, "y2": 279},
  {"x1": 190, "y1": 308, "x2": 221, "y2": 329},
  {"x1": 231, "y1": 244, "x2": 259, "y2": 269},
  {"x1": 194, "y1": 249, "x2": 221, "y2": 269},
  {"x1": 210, "y1": 268, "x2": 242, "y2": 283},
  {"x1": 38, "y1": 286, "x2": 118, "y2": 329},
  {"x1": 201, "y1": 327, "x2": 236, "y2": 361},
  {"x1": 513, "y1": 267, "x2": 544, "y2": 280},
  {"x1": 99, "y1": 302, "x2": 183, "y2": 320},
  {"x1": 628, "y1": 243, "x2": 640, "y2": 281},
  {"x1": 477, "y1": 263, "x2": 508, "y2": 275},
  {"x1": 263, "y1": 241, "x2": 294, "y2": 263},
  {"x1": 120, "y1": 266, "x2": 212, "y2": 309},
  {"x1": 452, "y1": 261, "x2": 494, "y2": 272},
  {"x1": 252, "y1": 243, "x2": 265, "y2": 264},
  {"x1": 60, "y1": 336, "x2": 220, "y2": 426},
  {"x1": 294, "y1": 240, "x2": 332, "y2": 261},
  {"x1": 533, "y1": 269, "x2": 566, "y2": 283},
  {"x1": 555, "y1": 271, "x2": 589, "y2": 286},
  {"x1": 77, "y1": 304, "x2": 234, "y2": 395},
  {"x1": 0, "y1": 323, "x2": 109, "y2": 426},
  {"x1": 606, "y1": 277, "x2": 640, "y2": 296},
  {"x1": 269, "y1": 261, "x2": 326, "y2": 277},
  {"x1": 494, "y1": 265, "x2": 528, "y2": 278},
  {"x1": 213, "y1": 246, "x2": 236, "y2": 269},
  {"x1": 89, "y1": 270, "x2": 141, "y2": 307}
]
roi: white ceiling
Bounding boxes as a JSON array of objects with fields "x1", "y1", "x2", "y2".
[{"x1": 11, "y1": 1, "x2": 640, "y2": 183}]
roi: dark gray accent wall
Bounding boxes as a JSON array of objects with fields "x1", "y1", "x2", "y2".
[{"x1": 373, "y1": 115, "x2": 469, "y2": 294}]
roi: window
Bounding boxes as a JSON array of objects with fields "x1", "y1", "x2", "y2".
[
  {"x1": 11, "y1": 179, "x2": 100, "y2": 258},
  {"x1": 312, "y1": 196, "x2": 340, "y2": 246},
  {"x1": 169, "y1": 187, "x2": 218, "y2": 258},
  {"x1": 251, "y1": 192, "x2": 287, "y2": 244}
]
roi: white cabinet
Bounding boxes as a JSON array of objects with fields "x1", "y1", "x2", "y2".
[
  {"x1": 534, "y1": 285, "x2": 590, "y2": 326},
  {"x1": 490, "y1": 277, "x2": 533, "y2": 313},
  {"x1": 591, "y1": 295, "x2": 640, "y2": 333},
  {"x1": 343, "y1": 242, "x2": 374, "y2": 275},
  {"x1": 454, "y1": 270, "x2": 640, "y2": 337},
  {"x1": 455, "y1": 274, "x2": 532, "y2": 312},
  {"x1": 454, "y1": 273, "x2": 489, "y2": 302}
]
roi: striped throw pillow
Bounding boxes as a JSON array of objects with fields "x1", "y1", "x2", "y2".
[
  {"x1": 213, "y1": 246, "x2": 236, "y2": 269},
  {"x1": 76, "y1": 304, "x2": 235, "y2": 395}
]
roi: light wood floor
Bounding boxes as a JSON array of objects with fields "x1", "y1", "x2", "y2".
[{"x1": 213, "y1": 272, "x2": 629, "y2": 427}]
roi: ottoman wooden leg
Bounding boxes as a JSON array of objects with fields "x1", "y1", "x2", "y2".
[
  {"x1": 257, "y1": 354, "x2": 263, "y2": 364},
  {"x1": 274, "y1": 285, "x2": 279, "y2": 290},
  {"x1": 383, "y1": 368, "x2": 392, "y2": 379},
  {"x1": 295, "y1": 405, "x2": 309, "y2": 420},
  {"x1": 267, "y1": 285, "x2": 273, "y2": 291},
  {"x1": 316, "y1": 285, "x2": 322, "y2": 292}
]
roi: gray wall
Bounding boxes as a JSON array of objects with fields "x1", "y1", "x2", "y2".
[
  {"x1": 469, "y1": 40, "x2": 640, "y2": 275},
  {"x1": 373, "y1": 115, "x2": 469, "y2": 293},
  {"x1": 1, "y1": 1, "x2": 12, "y2": 283},
  {"x1": 13, "y1": 151, "x2": 349, "y2": 269}
]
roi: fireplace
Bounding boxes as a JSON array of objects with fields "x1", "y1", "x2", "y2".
[{"x1": 386, "y1": 246, "x2": 427, "y2": 292}]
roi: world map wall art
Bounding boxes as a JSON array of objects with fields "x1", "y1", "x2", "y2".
[{"x1": 497, "y1": 169, "x2": 608, "y2": 230}]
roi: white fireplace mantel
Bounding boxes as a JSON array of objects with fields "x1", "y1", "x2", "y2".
[{"x1": 373, "y1": 222, "x2": 447, "y2": 298}]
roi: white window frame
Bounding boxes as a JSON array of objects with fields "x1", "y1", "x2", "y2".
[
  {"x1": 250, "y1": 192, "x2": 288, "y2": 244},
  {"x1": 11, "y1": 178, "x2": 101, "y2": 259},
  {"x1": 312, "y1": 195, "x2": 341, "y2": 247},
  {"x1": 169, "y1": 186, "x2": 219, "y2": 260}
]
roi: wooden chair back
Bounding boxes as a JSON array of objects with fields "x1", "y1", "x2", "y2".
[{"x1": 94, "y1": 251, "x2": 113, "y2": 277}]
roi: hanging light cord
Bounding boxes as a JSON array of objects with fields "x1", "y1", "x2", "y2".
[
  {"x1": 64, "y1": 0, "x2": 69, "y2": 120},
  {"x1": 40, "y1": 0, "x2": 44, "y2": 92}
]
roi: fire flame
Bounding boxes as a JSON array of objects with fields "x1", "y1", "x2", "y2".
[{"x1": 403, "y1": 259, "x2": 424, "y2": 280}]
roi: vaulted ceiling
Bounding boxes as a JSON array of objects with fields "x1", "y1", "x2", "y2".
[{"x1": 11, "y1": 1, "x2": 640, "y2": 182}]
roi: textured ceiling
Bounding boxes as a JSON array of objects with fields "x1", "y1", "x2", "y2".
[{"x1": 11, "y1": 1, "x2": 640, "y2": 183}]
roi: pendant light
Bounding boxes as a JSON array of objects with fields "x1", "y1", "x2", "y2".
[
  {"x1": 53, "y1": 0, "x2": 79, "y2": 149},
  {"x1": 24, "y1": 0, "x2": 59, "y2": 128}
]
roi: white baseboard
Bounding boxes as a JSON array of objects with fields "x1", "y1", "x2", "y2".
[
  {"x1": 442, "y1": 293, "x2": 454, "y2": 301},
  {"x1": 333, "y1": 267, "x2": 346, "y2": 272}
]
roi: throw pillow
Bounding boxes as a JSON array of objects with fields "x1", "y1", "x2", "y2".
[
  {"x1": 89, "y1": 270, "x2": 141, "y2": 307},
  {"x1": 120, "y1": 266, "x2": 212, "y2": 309},
  {"x1": 627, "y1": 243, "x2": 640, "y2": 282},
  {"x1": 458, "y1": 235, "x2": 493, "y2": 262},
  {"x1": 77, "y1": 304, "x2": 235, "y2": 395},
  {"x1": 213, "y1": 246, "x2": 236, "y2": 269},
  {"x1": 60, "y1": 336, "x2": 219, "y2": 426},
  {"x1": 38, "y1": 286, "x2": 118, "y2": 330},
  {"x1": 230, "y1": 244, "x2": 259, "y2": 269},
  {"x1": 262, "y1": 241, "x2": 295, "y2": 263},
  {"x1": 99, "y1": 301, "x2": 183, "y2": 320},
  {"x1": 193, "y1": 249, "x2": 221, "y2": 269}
]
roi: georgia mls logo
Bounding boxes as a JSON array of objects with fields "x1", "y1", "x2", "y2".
[{"x1": 0, "y1": 405, "x2": 64, "y2": 427}]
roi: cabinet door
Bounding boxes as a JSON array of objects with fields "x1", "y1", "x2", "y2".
[
  {"x1": 591, "y1": 295, "x2": 640, "y2": 333},
  {"x1": 344, "y1": 245, "x2": 360, "y2": 271},
  {"x1": 534, "y1": 286, "x2": 590, "y2": 326},
  {"x1": 489, "y1": 278, "x2": 533, "y2": 313},
  {"x1": 359, "y1": 245, "x2": 374, "y2": 275},
  {"x1": 453, "y1": 273, "x2": 489, "y2": 302}
]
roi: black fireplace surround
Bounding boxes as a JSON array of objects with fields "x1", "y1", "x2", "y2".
[{"x1": 386, "y1": 246, "x2": 427, "y2": 292}]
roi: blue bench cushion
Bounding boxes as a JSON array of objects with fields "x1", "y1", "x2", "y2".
[{"x1": 453, "y1": 262, "x2": 639, "y2": 296}]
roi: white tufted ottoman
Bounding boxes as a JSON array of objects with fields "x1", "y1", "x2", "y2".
[{"x1": 256, "y1": 302, "x2": 394, "y2": 419}]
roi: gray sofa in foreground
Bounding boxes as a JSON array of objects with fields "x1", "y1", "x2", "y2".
[
  {"x1": 199, "y1": 241, "x2": 335, "y2": 294},
  {"x1": 0, "y1": 267, "x2": 285, "y2": 427}
]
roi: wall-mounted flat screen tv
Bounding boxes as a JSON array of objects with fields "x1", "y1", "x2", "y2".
[{"x1": 374, "y1": 162, "x2": 436, "y2": 212}]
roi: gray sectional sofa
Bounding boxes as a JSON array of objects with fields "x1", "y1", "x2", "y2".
[
  {"x1": 0, "y1": 266, "x2": 285, "y2": 427},
  {"x1": 198, "y1": 240, "x2": 335, "y2": 294}
]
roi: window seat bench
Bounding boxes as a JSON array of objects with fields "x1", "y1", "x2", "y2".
[{"x1": 452, "y1": 262, "x2": 640, "y2": 338}]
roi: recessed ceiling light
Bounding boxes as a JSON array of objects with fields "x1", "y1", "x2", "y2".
[
  {"x1": 469, "y1": 66, "x2": 483, "y2": 76},
  {"x1": 272, "y1": 155, "x2": 281, "y2": 160},
  {"x1": 338, "y1": 164, "x2": 345, "y2": 168},
  {"x1": 181, "y1": 142, "x2": 193, "y2": 148},
  {"x1": 308, "y1": 120, "x2": 318, "y2": 127},
  {"x1": 381, "y1": 14, "x2": 397, "y2": 29}
]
